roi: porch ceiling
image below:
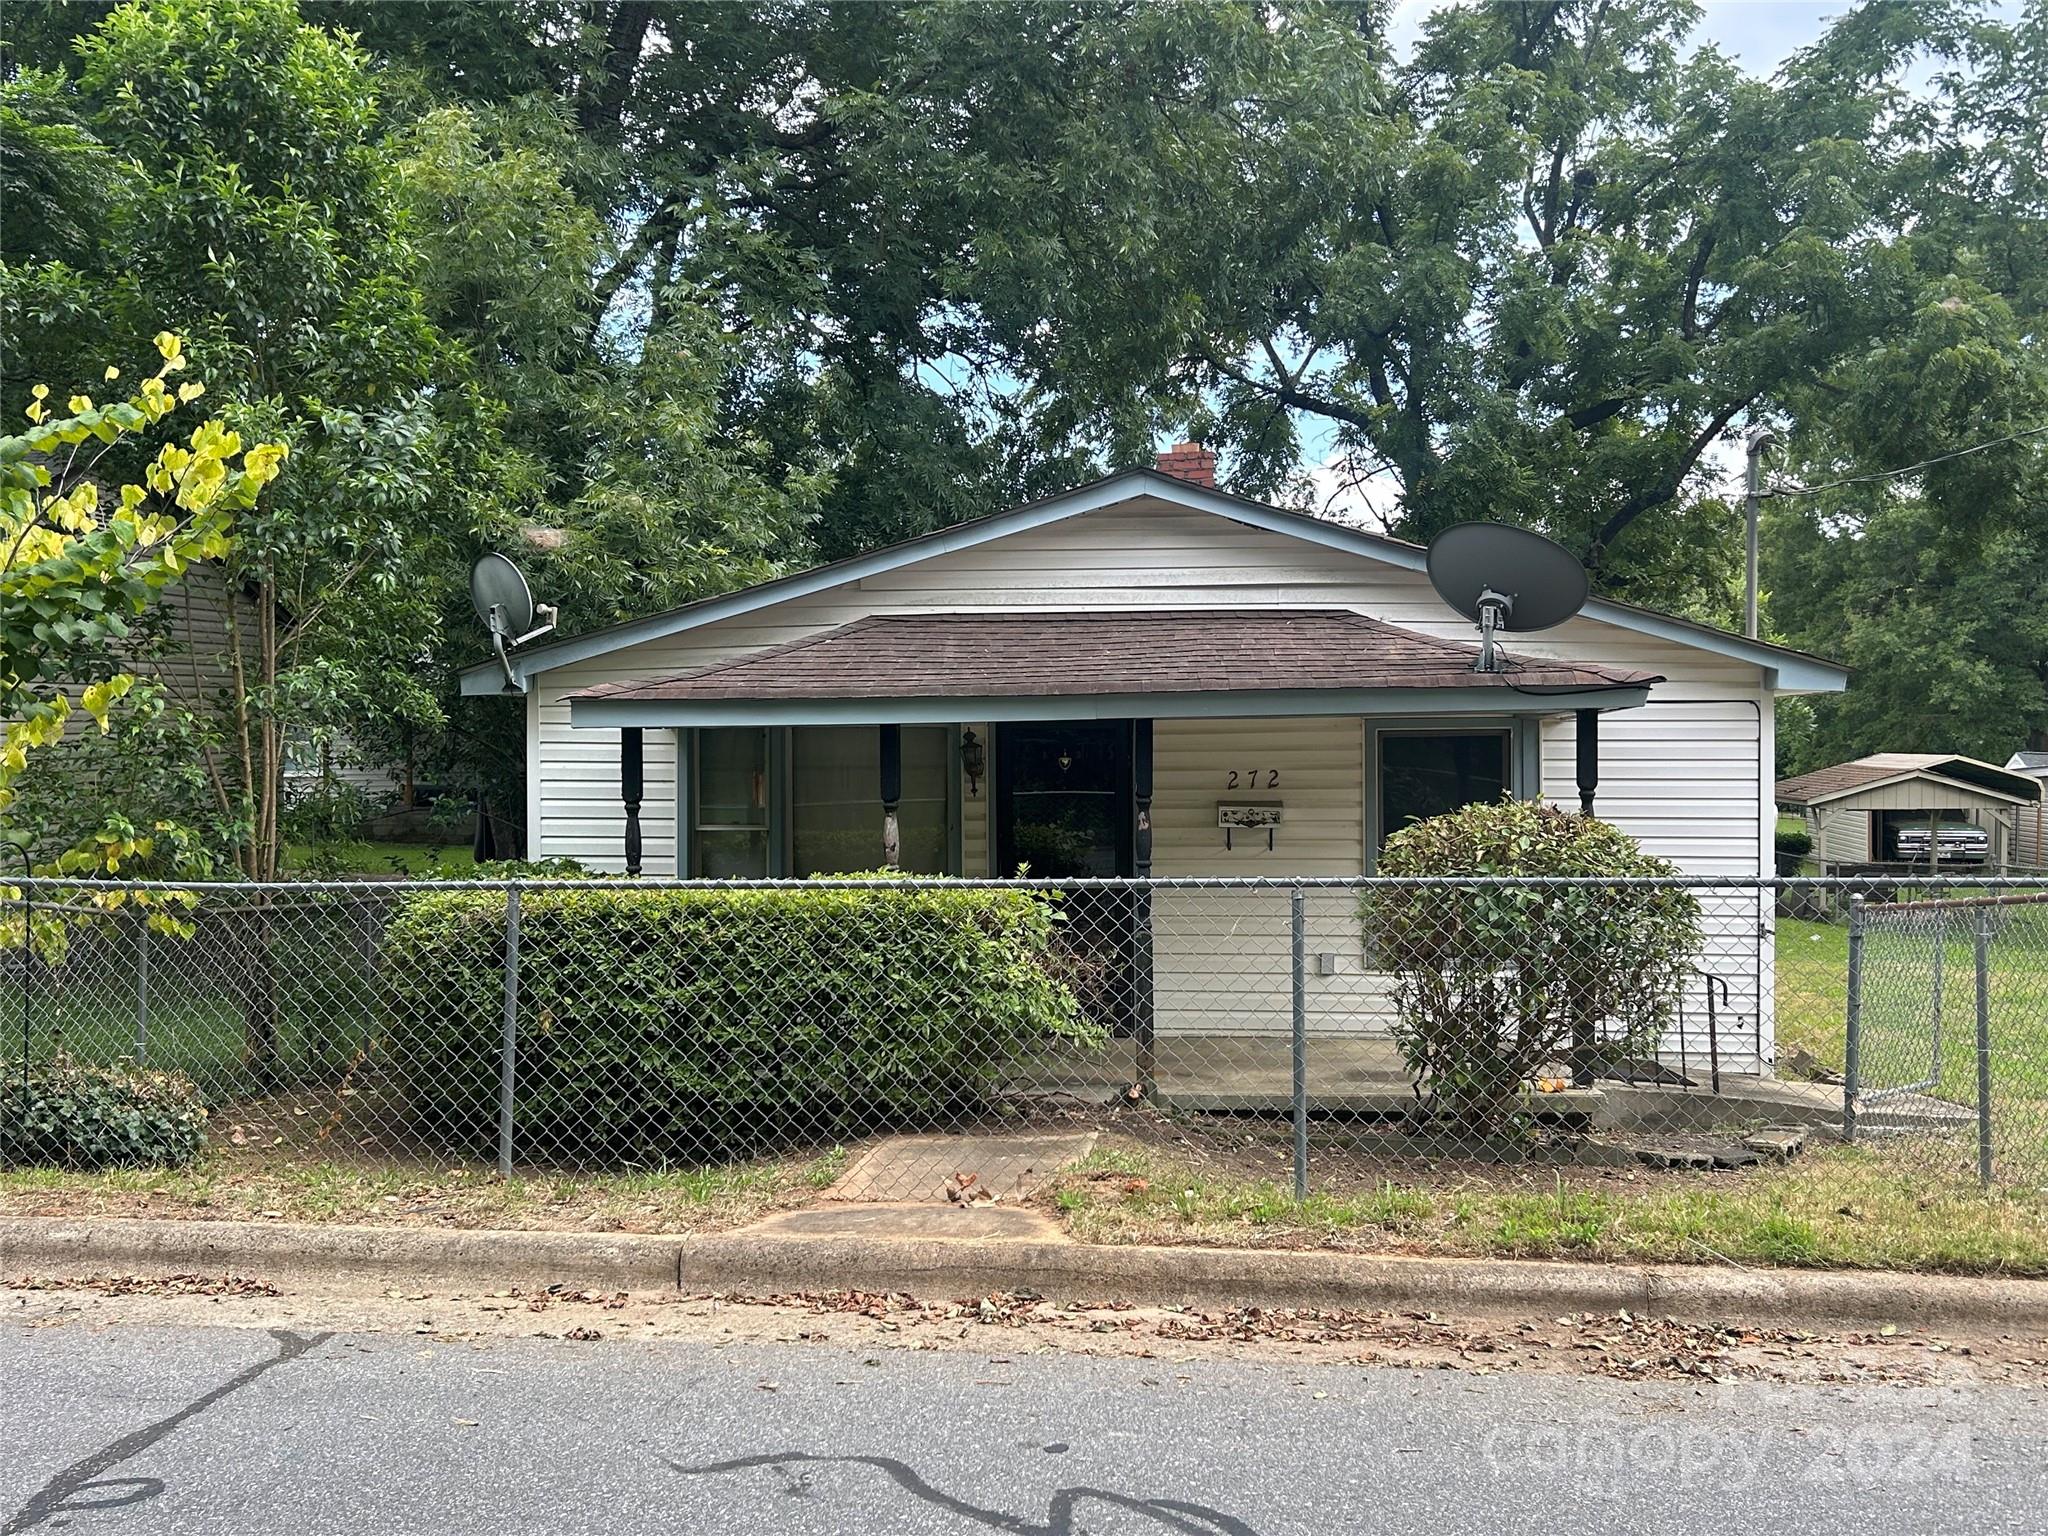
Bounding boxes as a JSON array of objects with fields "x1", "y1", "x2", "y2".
[{"x1": 566, "y1": 609, "x2": 1662, "y2": 728}]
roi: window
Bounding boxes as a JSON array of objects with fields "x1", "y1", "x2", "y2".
[
  {"x1": 1376, "y1": 729, "x2": 1511, "y2": 851},
  {"x1": 693, "y1": 727, "x2": 769, "y2": 877},
  {"x1": 689, "y1": 725, "x2": 955, "y2": 877},
  {"x1": 791, "y1": 726, "x2": 949, "y2": 875}
]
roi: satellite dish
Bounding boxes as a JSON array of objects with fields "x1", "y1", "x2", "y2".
[
  {"x1": 468, "y1": 552, "x2": 557, "y2": 693},
  {"x1": 1426, "y1": 522, "x2": 1589, "y2": 673}
]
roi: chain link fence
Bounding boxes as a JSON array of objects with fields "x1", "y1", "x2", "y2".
[{"x1": 4, "y1": 875, "x2": 2044, "y2": 1200}]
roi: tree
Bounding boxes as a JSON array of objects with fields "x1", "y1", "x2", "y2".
[
  {"x1": 1, "y1": 332, "x2": 287, "y2": 900},
  {"x1": 5, "y1": 0, "x2": 825, "y2": 871},
  {"x1": 1762, "y1": 1, "x2": 2048, "y2": 767}
]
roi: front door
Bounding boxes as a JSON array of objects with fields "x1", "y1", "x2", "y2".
[
  {"x1": 994, "y1": 721, "x2": 1138, "y2": 1036},
  {"x1": 994, "y1": 721, "x2": 1134, "y2": 877}
]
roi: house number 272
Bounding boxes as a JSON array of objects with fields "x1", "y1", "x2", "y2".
[{"x1": 1226, "y1": 769, "x2": 1280, "y2": 789}]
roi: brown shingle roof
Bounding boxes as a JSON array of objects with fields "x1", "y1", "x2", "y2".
[
  {"x1": 567, "y1": 610, "x2": 1660, "y2": 704},
  {"x1": 1777, "y1": 753, "x2": 2043, "y2": 806}
]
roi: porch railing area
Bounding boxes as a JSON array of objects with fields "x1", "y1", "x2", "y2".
[{"x1": 5, "y1": 875, "x2": 2045, "y2": 1199}]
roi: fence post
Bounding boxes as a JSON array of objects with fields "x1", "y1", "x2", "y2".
[
  {"x1": 133, "y1": 912, "x2": 150, "y2": 1064},
  {"x1": 498, "y1": 885, "x2": 521, "y2": 1180},
  {"x1": 1974, "y1": 905, "x2": 1993, "y2": 1189},
  {"x1": 1930, "y1": 908, "x2": 1945, "y2": 1074},
  {"x1": 1843, "y1": 895, "x2": 1864, "y2": 1143},
  {"x1": 1290, "y1": 885, "x2": 1308, "y2": 1202}
]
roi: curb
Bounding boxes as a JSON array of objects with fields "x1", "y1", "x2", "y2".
[
  {"x1": 0, "y1": 1216, "x2": 685, "y2": 1293},
  {"x1": 4, "y1": 1215, "x2": 2045, "y2": 1333},
  {"x1": 683, "y1": 1232, "x2": 2048, "y2": 1332}
]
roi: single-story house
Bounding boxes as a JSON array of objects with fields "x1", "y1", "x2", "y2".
[
  {"x1": 1778, "y1": 753, "x2": 2043, "y2": 874},
  {"x1": 461, "y1": 449, "x2": 1849, "y2": 1076}
]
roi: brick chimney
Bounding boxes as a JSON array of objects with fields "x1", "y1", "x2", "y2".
[{"x1": 1154, "y1": 441, "x2": 1217, "y2": 487}]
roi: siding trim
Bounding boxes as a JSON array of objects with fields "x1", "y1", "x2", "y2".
[{"x1": 572, "y1": 686, "x2": 1653, "y2": 729}]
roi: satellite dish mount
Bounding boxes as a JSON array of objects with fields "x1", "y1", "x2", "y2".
[
  {"x1": 1425, "y1": 523, "x2": 1589, "y2": 674},
  {"x1": 469, "y1": 552, "x2": 557, "y2": 693}
]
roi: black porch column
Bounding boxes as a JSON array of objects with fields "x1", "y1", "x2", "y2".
[
  {"x1": 879, "y1": 724, "x2": 902, "y2": 868},
  {"x1": 620, "y1": 727, "x2": 644, "y2": 876},
  {"x1": 1133, "y1": 718, "x2": 1156, "y2": 1095},
  {"x1": 1571, "y1": 708, "x2": 1598, "y2": 1084},
  {"x1": 1575, "y1": 708, "x2": 1600, "y2": 816}
]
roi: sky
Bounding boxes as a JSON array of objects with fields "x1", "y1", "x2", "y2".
[{"x1": 1386, "y1": 0, "x2": 1889, "y2": 76}]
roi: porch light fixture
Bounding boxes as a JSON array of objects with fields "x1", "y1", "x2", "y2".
[{"x1": 961, "y1": 729, "x2": 986, "y2": 798}]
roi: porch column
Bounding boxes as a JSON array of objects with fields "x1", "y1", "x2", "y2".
[
  {"x1": 1133, "y1": 719, "x2": 1156, "y2": 1095},
  {"x1": 1575, "y1": 709, "x2": 1599, "y2": 816},
  {"x1": 879, "y1": 724, "x2": 902, "y2": 869},
  {"x1": 621, "y1": 727, "x2": 644, "y2": 876},
  {"x1": 1571, "y1": 709, "x2": 1596, "y2": 1086}
]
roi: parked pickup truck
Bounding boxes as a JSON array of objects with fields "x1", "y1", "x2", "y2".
[{"x1": 1892, "y1": 820, "x2": 1990, "y2": 864}]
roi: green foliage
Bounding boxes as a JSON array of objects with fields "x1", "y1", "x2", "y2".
[
  {"x1": 0, "y1": 1056, "x2": 209, "y2": 1170},
  {"x1": 381, "y1": 880, "x2": 1094, "y2": 1160},
  {"x1": 1776, "y1": 824, "x2": 1814, "y2": 858},
  {"x1": 1360, "y1": 800, "x2": 1703, "y2": 1132}
]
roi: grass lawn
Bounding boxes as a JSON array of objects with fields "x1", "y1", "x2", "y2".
[
  {"x1": 1047, "y1": 1141, "x2": 2048, "y2": 1277},
  {"x1": 1774, "y1": 908, "x2": 2048, "y2": 1182},
  {"x1": 284, "y1": 840, "x2": 477, "y2": 876},
  {"x1": 0, "y1": 1146, "x2": 850, "y2": 1235}
]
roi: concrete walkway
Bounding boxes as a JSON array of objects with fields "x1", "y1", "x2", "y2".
[{"x1": 821, "y1": 1131, "x2": 1100, "y2": 1205}]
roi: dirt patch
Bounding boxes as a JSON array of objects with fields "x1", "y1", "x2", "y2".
[{"x1": 8, "y1": 1277, "x2": 2044, "y2": 1387}]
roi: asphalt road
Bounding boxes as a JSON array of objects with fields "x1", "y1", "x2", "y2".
[{"x1": 3, "y1": 1318, "x2": 2042, "y2": 1535}]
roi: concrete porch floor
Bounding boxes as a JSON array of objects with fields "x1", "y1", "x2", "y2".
[{"x1": 1004, "y1": 1035, "x2": 1969, "y2": 1135}]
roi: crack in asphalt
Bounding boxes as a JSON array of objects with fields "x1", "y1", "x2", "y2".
[
  {"x1": 3, "y1": 1327, "x2": 332, "y2": 1534},
  {"x1": 672, "y1": 1450, "x2": 1261, "y2": 1534}
]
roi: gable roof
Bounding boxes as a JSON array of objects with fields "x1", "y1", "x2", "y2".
[
  {"x1": 1777, "y1": 753, "x2": 2043, "y2": 808},
  {"x1": 2007, "y1": 750, "x2": 2048, "y2": 773},
  {"x1": 568, "y1": 609, "x2": 1661, "y2": 705},
  {"x1": 460, "y1": 468, "x2": 1850, "y2": 696}
]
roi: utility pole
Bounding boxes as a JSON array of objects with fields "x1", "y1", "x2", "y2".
[{"x1": 1744, "y1": 425, "x2": 1775, "y2": 640}]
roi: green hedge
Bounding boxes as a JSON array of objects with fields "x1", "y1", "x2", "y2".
[
  {"x1": 0, "y1": 1057, "x2": 209, "y2": 1170},
  {"x1": 1775, "y1": 825, "x2": 1813, "y2": 857},
  {"x1": 382, "y1": 882, "x2": 1095, "y2": 1158}
]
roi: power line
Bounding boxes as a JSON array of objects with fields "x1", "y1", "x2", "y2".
[{"x1": 1759, "y1": 422, "x2": 2048, "y2": 500}]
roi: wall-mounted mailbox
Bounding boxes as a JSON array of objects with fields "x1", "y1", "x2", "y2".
[{"x1": 1218, "y1": 801, "x2": 1283, "y2": 851}]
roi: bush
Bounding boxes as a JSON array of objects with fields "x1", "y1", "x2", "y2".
[
  {"x1": 382, "y1": 879, "x2": 1095, "y2": 1159},
  {"x1": 1776, "y1": 824, "x2": 1813, "y2": 857},
  {"x1": 1360, "y1": 800, "x2": 1703, "y2": 1133},
  {"x1": 0, "y1": 1057, "x2": 209, "y2": 1169}
]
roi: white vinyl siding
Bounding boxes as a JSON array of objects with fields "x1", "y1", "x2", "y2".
[{"x1": 1814, "y1": 806, "x2": 1873, "y2": 866}]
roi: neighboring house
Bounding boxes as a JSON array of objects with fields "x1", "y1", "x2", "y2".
[
  {"x1": 2004, "y1": 751, "x2": 2048, "y2": 868},
  {"x1": 1778, "y1": 753, "x2": 2044, "y2": 874},
  {"x1": 49, "y1": 566, "x2": 401, "y2": 812},
  {"x1": 460, "y1": 449, "x2": 1850, "y2": 1073}
]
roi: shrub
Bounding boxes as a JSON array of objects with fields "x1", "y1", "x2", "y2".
[
  {"x1": 1360, "y1": 800, "x2": 1703, "y2": 1133},
  {"x1": 382, "y1": 879, "x2": 1095, "y2": 1160},
  {"x1": 0, "y1": 1056, "x2": 209, "y2": 1169},
  {"x1": 1775, "y1": 824, "x2": 1813, "y2": 857}
]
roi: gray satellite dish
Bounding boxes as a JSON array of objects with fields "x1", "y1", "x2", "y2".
[
  {"x1": 468, "y1": 552, "x2": 557, "y2": 692},
  {"x1": 1426, "y1": 522, "x2": 1589, "y2": 673}
]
